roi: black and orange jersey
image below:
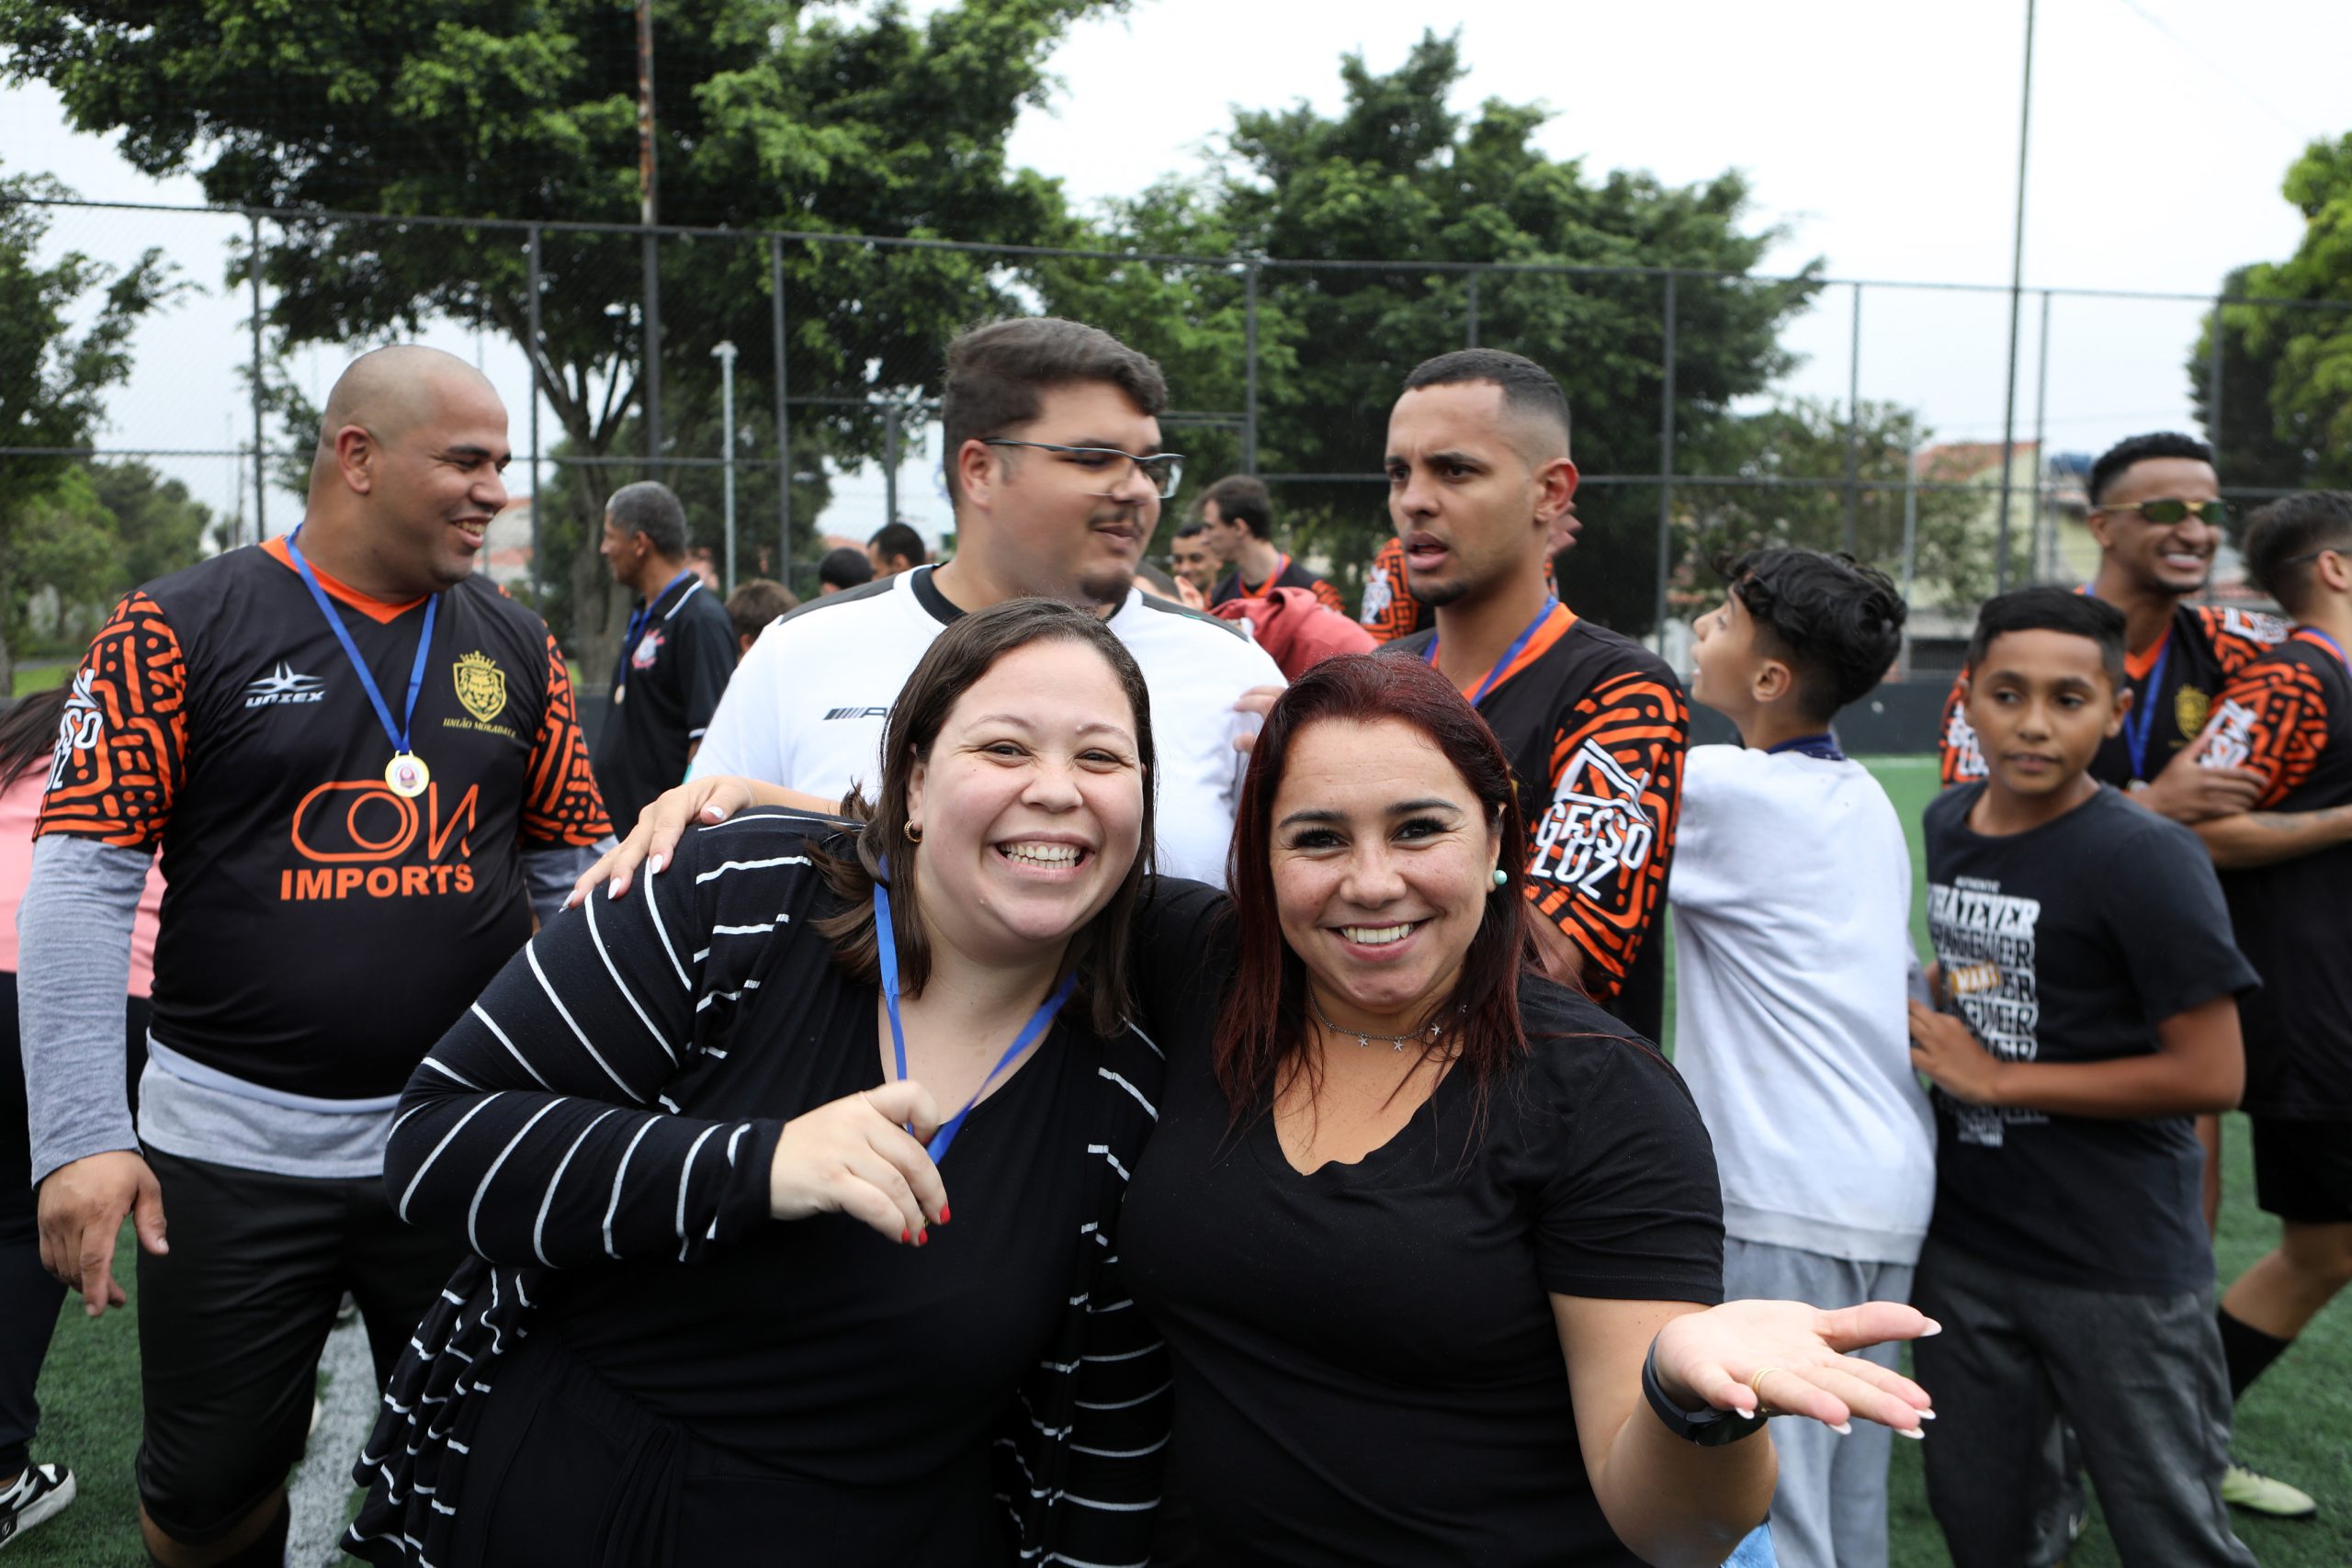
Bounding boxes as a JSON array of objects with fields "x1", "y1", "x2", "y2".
[
  {"x1": 2201, "y1": 628, "x2": 2352, "y2": 1118},
  {"x1": 1211, "y1": 552, "x2": 1346, "y2": 616},
  {"x1": 39, "y1": 536, "x2": 609, "y2": 1100},
  {"x1": 1936, "y1": 602, "x2": 2287, "y2": 788},
  {"x1": 1389, "y1": 606, "x2": 1686, "y2": 1040},
  {"x1": 1358, "y1": 537, "x2": 1430, "y2": 645}
]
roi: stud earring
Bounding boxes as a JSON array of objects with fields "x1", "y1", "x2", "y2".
[{"x1": 1491, "y1": 868, "x2": 1510, "y2": 888}]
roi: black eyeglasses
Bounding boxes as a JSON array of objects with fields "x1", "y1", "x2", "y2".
[
  {"x1": 982, "y1": 440, "x2": 1184, "y2": 500},
  {"x1": 2095, "y1": 498, "x2": 2228, "y2": 525}
]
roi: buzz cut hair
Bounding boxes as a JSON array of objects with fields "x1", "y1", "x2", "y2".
[
  {"x1": 2087, "y1": 431, "x2": 2215, "y2": 507},
  {"x1": 1966, "y1": 585, "x2": 2128, "y2": 690},
  {"x1": 2244, "y1": 491, "x2": 2352, "y2": 616},
  {"x1": 1399, "y1": 348, "x2": 1572, "y2": 455},
  {"x1": 605, "y1": 480, "x2": 689, "y2": 558}
]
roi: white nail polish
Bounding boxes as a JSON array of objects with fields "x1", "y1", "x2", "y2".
[
  {"x1": 1831, "y1": 1422, "x2": 1853, "y2": 1436},
  {"x1": 649, "y1": 854, "x2": 666, "y2": 875},
  {"x1": 1899, "y1": 1427, "x2": 1926, "y2": 1440}
]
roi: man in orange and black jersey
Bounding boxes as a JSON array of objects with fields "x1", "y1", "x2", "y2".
[
  {"x1": 1936, "y1": 432, "x2": 2285, "y2": 818},
  {"x1": 2188, "y1": 492, "x2": 2352, "y2": 1522},
  {"x1": 1198, "y1": 475, "x2": 1347, "y2": 614},
  {"x1": 20, "y1": 346, "x2": 609, "y2": 1568},
  {"x1": 1379, "y1": 349, "x2": 1684, "y2": 1042}
]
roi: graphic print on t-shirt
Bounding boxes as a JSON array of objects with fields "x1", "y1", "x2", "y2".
[
  {"x1": 1927, "y1": 874, "x2": 2048, "y2": 1147},
  {"x1": 1529, "y1": 739, "x2": 1657, "y2": 896}
]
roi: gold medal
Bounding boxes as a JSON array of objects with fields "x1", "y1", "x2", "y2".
[{"x1": 385, "y1": 752, "x2": 431, "y2": 798}]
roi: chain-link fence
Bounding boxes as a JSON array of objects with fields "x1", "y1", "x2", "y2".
[{"x1": 16, "y1": 195, "x2": 2349, "y2": 682}]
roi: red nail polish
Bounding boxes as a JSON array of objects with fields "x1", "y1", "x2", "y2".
[
  {"x1": 938, "y1": 1205, "x2": 952, "y2": 1224},
  {"x1": 899, "y1": 1229, "x2": 910, "y2": 1244},
  {"x1": 915, "y1": 1229, "x2": 929, "y2": 1247}
]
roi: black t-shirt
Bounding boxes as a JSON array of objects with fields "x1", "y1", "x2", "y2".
[
  {"x1": 1211, "y1": 552, "x2": 1346, "y2": 615},
  {"x1": 1120, "y1": 882, "x2": 1723, "y2": 1568},
  {"x1": 1389, "y1": 607, "x2": 1688, "y2": 1041},
  {"x1": 2203, "y1": 630, "x2": 2352, "y2": 1119},
  {"x1": 593, "y1": 571, "x2": 739, "y2": 835},
  {"x1": 38, "y1": 537, "x2": 609, "y2": 1099},
  {"x1": 1937, "y1": 602, "x2": 2285, "y2": 786},
  {"x1": 1922, "y1": 784, "x2": 2257, "y2": 1292}
]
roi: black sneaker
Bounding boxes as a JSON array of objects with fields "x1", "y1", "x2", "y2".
[{"x1": 0, "y1": 1464, "x2": 76, "y2": 1550}]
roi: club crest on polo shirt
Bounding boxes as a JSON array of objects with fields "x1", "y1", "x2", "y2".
[
  {"x1": 454, "y1": 651, "x2": 509, "y2": 722},
  {"x1": 2176, "y1": 684, "x2": 2210, "y2": 739},
  {"x1": 244, "y1": 660, "x2": 328, "y2": 708},
  {"x1": 629, "y1": 629, "x2": 663, "y2": 672}
]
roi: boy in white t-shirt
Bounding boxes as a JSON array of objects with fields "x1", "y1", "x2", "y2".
[{"x1": 1673, "y1": 547, "x2": 1933, "y2": 1568}]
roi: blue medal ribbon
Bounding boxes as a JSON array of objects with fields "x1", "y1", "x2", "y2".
[
  {"x1": 285, "y1": 526, "x2": 438, "y2": 770},
  {"x1": 872, "y1": 881, "x2": 1077, "y2": 1165},
  {"x1": 614, "y1": 569, "x2": 699, "y2": 693},
  {"x1": 1767, "y1": 732, "x2": 1848, "y2": 761},
  {"x1": 2298, "y1": 626, "x2": 2351, "y2": 678},
  {"x1": 2119, "y1": 630, "x2": 2174, "y2": 782},
  {"x1": 1426, "y1": 596, "x2": 1559, "y2": 705}
]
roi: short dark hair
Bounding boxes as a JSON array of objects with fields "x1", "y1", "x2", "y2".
[
  {"x1": 2244, "y1": 491, "x2": 2352, "y2": 616},
  {"x1": 1720, "y1": 547, "x2": 1905, "y2": 722},
  {"x1": 605, "y1": 480, "x2": 688, "y2": 557},
  {"x1": 808, "y1": 597, "x2": 1158, "y2": 1037},
  {"x1": 819, "y1": 546, "x2": 874, "y2": 592},
  {"x1": 939, "y1": 318, "x2": 1170, "y2": 506},
  {"x1": 1132, "y1": 561, "x2": 1180, "y2": 597},
  {"x1": 725, "y1": 578, "x2": 797, "y2": 646},
  {"x1": 2087, "y1": 431, "x2": 2215, "y2": 507},
  {"x1": 1173, "y1": 519, "x2": 1206, "y2": 541},
  {"x1": 1399, "y1": 348, "x2": 1573, "y2": 453},
  {"x1": 1200, "y1": 475, "x2": 1274, "y2": 539},
  {"x1": 867, "y1": 521, "x2": 927, "y2": 569},
  {"x1": 1966, "y1": 586, "x2": 2127, "y2": 690}
]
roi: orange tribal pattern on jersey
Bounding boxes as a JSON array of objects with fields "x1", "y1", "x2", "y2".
[
  {"x1": 524, "y1": 631, "x2": 612, "y2": 846},
  {"x1": 2200, "y1": 632, "x2": 2338, "y2": 807},
  {"x1": 1525, "y1": 666, "x2": 1687, "y2": 1001},
  {"x1": 1357, "y1": 537, "x2": 1426, "y2": 644},
  {"x1": 39, "y1": 593, "x2": 187, "y2": 849}
]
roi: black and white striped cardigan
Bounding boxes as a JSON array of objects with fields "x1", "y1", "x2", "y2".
[{"x1": 345, "y1": 810, "x2": 1170, "y2": 1568}]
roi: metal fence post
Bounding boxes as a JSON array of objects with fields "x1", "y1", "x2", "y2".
[
  {"x1": 1243, "y1": 258, "x2": 1261, "y2": 476},
  {"x1": 249, "y1": 209, "x2": 266, "y2": 545},
  {"x1": 2031, "y1": 288, "x2": 2052, "y2": 579},
  {"x1": 526, "y1": 225, "x2": 544, "y2": 601},
  {"x1": 882, "y1": 400, "x2": 900, "y2": 530},
  {"x1": 713, "y1": 339, "x2": 738, "y2": 594},
  {"x1": 1843, "y1": 281, "x2": 1862, "y2": 555},
  {"x1": 2208, "y1": 292, "x2": 2227, "y2": 457},
  {"x1": 1900, "y1": 443, "x2": 1921, "y2": 677},
  {"x1": 772, "y1": 235, "x2": 792, "y2": 576},
  {"x1": 1652, "y1": 272, "x2": 1678, "y2": 649},
  {"x1": 1464, "y1": 272, "x2": 1480, "y2": 349},
  {"x1": 642, "y1": 231, "x2": 663, "y2": 477}
]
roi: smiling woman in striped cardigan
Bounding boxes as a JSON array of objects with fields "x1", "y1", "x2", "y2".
[{"x1": 347, "y1": 599, "x2": 1169, "y2": 1568}]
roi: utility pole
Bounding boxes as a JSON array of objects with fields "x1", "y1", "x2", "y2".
[
  {"x1": 1994, "y1": 0, "x2": 2036, "y2": 593},
  {"x1": 637, "y1": 0, "x2": 663, "y2": 476}
]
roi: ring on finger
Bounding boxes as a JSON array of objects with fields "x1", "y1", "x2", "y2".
[{"x1": 1747, "y1": 1366, "x2": 1789, "y2": 1416}]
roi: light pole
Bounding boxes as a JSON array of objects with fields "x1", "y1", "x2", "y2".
[
  {"x1": 1994, "y1": 0, "x2": 2037, "y2": 592},
  {"x1": 713, "y1": 340, "x2": 739, "y2": 594}
]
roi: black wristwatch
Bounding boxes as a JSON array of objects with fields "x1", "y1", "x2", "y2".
[{"x1": 1643, "y1": 1338, "x2": 1770, "y2": 1447}]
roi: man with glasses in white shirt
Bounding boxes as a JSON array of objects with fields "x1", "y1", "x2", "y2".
[{"x1": 689, "y1": 317, "x2": 1283, "y2": 886}]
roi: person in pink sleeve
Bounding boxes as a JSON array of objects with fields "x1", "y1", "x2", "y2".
[{"x1": 0, "y1": 683, "x2": 164, "y2": 1548}]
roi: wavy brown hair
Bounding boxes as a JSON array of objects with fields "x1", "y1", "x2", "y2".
[
  {"x1": 810, "y1": 598, "x2": 1157, "y2": 1036},
  {"x1": 1213, "y1": 653, "x2": 1538, "y2": 1118}
]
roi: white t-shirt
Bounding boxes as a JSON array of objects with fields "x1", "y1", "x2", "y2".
[
  {"x1": 692, "y1": 567, "x2": 1284, "y2": 886},
  {"x1": 1667, "y1": 744, "x2": 1936, "y2": 1264}
]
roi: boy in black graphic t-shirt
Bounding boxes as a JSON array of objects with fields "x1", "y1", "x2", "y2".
[{"x1": 1907, "y1": 588, "x2": 2256, "y2": 1568}]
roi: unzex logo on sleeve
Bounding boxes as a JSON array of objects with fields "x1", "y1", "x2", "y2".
[{"x1": 39, "y1": 538, "x2": 607, "y2": 1101}]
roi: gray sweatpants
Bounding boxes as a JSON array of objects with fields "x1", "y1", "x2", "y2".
[
  {"x1": 1911, "y1": 1236, "x2": 2255, "y2": 1568},
  {"x1": 1724, "y1": 1236, "x2": 1914, "y2": 1568}
]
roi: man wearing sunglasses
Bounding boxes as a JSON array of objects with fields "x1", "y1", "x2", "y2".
[
  {"x1": 687, "y1": 317, "x2": 1283, "y2": 887},
  {"x1": 1938, "y1": 432, "x2": 2285, "y2": 821}
]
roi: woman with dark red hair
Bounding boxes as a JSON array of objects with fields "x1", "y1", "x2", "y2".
[{"x1": 584, "y1": 651, "x2": 1935, "y2": 1567}]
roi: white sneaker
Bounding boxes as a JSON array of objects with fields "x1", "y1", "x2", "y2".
[{"x1": 0, "y1": 1463, "x2": 76, "y2": 1550}]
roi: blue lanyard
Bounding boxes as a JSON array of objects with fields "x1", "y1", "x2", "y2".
[
  {"x1": 615, "y1": 570, "x2": 697, "y2": 690},
  {"x1": 2120, "y1": 630, "x2": 2174, "y2": 781},
  {"x1": 1426, "y1": 597, "x2": 1558, "y2": 705},
  {"x1": 2298, "y1": 626, "x2": 2351, "y2": 677},
  {"x1": 872, "y1": 882, "x2": 1076, "y2": 1165},
  {"x1": 285, "y1": 526, "x2": 438, "y2": 763},
  {"x1": 1767, "y1": 732, "x2": 1847, "y2": 761}
]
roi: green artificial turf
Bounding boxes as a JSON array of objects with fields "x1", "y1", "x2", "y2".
[{"x1": 15, "y1": 756, "x2": 2346, "y2": 1565}]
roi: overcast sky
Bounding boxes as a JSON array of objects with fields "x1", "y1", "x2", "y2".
[{"x1": 7, "y1": 0, "x2": 2344, "y2": 542}]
